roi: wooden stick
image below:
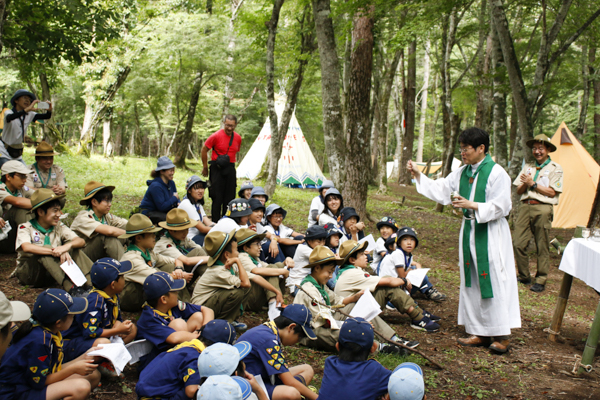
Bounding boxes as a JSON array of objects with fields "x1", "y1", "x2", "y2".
[{"x1": 294, "y1": 284, "x2": 444, "y2": 370}]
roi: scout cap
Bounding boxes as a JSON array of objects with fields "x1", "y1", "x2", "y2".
[
  {"x1": 238, "y1": 181, "x2": 254, "y2": 197},
  {"x1": 156, "y1": 156, "x2": 176, "y2": 172},
  {"x1": 248, "y1": 198, "x2": 265, "y2": 212},
  {"x1": 91, "y1": 258, "x2": 133, "y2": 289},
  {"x1": 339, "y1": 207, "x2": 360, "y2": 223},
  {"x1": 204, "y1": 229, "x2": 237, "y2": 267},
  {"x1": 324, "y1": 224, "x2": 343, "y2": 239},
  {"x1": 0, "y1": 291, "x2": 30, "y2": 330},
  {"x1": 339, "y1": 240, "x2": 368, "y2": 266},
  {"x1": 34, "y1": 141, "x2": 59, "y2": 157},
  {"x1": 80, "y1": 181, "x2": 116, "y2": 205},
  {"x1": 196, "y1": 375, "x2": 252, "y2": 400},
  {"x1": 250, "y1": 186, "x2": 269, "y2": 202},
  {"x1": 388, "y1": 362, "x2": 425, "y2": 400},
  {"x1": 339, "y1": 317, "x2": 374, "y2": 350},
  {"x1": 158, "y1": 208, "x2": 198, "y2": 230},
  {"x1": 197, "y1": 342, "x2": 252, "y2": 377},
  {"x1": 304, "y1": 246, "x2": 344, "y2": 269},
  {"x1": 226, "y1": 199, "x2": 252, "y2": 218},
  {"x1": 1, "y1": 160, "x2": 34, "y2": 176},
  {"x1": 396, "y1": 227, "x2": 419, "y2": 249},
  {"x1": 265, "y1": 204, "x2": 287, "y2": 219},
  {"x1": 143, "y1": 271, "x2": 186, "y2": 300},
  {"x1": 10, "y1": 89, "x2": 36, "y2": 107},
  {"x1": 376, "y1": 216, "x2": 399, "y2": 231},
  {"x1": 30, "y1": 188, "x2": 66, "y2": 211},
  {"x1": 118, "y1": 213, "x2": 162, "y2": 239},
  {"x1": 201, "y1": 319, "x2": 237, "y2": 345},
  {"x1": 281, "y1": 304, "x2": 316, "y2": 340},
  {"x1": 304, "y1": 225, "x2": 327, "y2": 240},
  {"x1": 186, "y1": 175, "x2": 207, "y2": 191},
  {"x1": 235, "y1": 227, "x2": 266, "y2": 247},
  {"x1": 526, "y1": 134, "x2": 557, "y2": 153},
  {"x1": 319, "y1": 179, "x2": 335, "y2": 194},
  {"x1": 33, "y1": 289, "x2": 87, "y2": 325},
  {"x1": 384, "y1": 234, "x2": 397, "y2": 251}
]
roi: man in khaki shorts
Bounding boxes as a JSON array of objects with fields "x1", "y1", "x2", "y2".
[{"x1": 513, "y1": 134, "x2": 563, "y2": 293}]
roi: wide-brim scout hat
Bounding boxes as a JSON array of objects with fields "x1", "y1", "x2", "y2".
[
  {"x1": 34, "y1": 141, "x2": 59, "y2": 157},
  {"x1": 226, "y1": 199, "x2": 252, "y2": 218},
  {"x1": 235, "y1": 228, "x2": 266, "y2": 247},
  {"x1": 265, "y1": 203, "x2": 287, "y2": 219},
  {"x1": 186, "y1": 175, "x2": 207, "y2": 191},
  {"x1": 10, "y1": 89, "x2": 36, "y2": 107},
  {"x1": 339, "y1": 240, "x2": 368, "y2": 266},
  {"x1": 159, "y1": 208, "x2": 198, "y2": 230},
  {"x1": 80, "y1": 181, "x2": 116, "y2": 205},
  {"x1": 118, "y1": 213, "x2": 162, "y2": 239},
  {"x1": 30, "y1": 188, "x2": 66, "y2": 211},
  {"x1": 323, "y1": 224, "x2": 343, "y2": 239},
  {"x1": 205, "y1": 229, "x2": 237, "y2": 267},
  {"x1": 526, "y1": 134, "x2": 557, "y2": 153},
  {"x1": 156, "y1": 156, "x2": 176, "y2": 172},
  {"x1": 250, "y1": 186, "x2": 269, "y2": 202},
  {"x1": 304, "y1": 246, "x2": 344, "y2": 269},
  {"x1": 238, "y1": 181, "x2": 254, "y2": 197},
  {"x1": 33, "y1": 288, "x2": 87, "y2": 325},
  {"x1": 1, "y1": 160, "x2": 34, "y2": 176},
  {"x1": 376, "y1": 216, "x2": 399, "y2": 231},
  {"x1": 396, "y1": 226, "x2": 419, "y2": 249},
  {"x1": 0, "y1": 291, "x2": 30, "y2": 329}
]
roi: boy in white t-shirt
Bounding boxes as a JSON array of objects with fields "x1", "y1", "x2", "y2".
[
  {"x1": 210, "y1": 199, "x2": 250, "y2": 233},
  {"x1": 263, "y1": 204, "x2": 304, "y2": 260},
  {"x1": 307, "y1": 180, "x2": 334, "y2": 228},
  {"x1": 373, "y1": 216, "x2": 399, "y2": 268},
  {"x1": 287, "y1": 225, "x2": 327, "y2": 295}
]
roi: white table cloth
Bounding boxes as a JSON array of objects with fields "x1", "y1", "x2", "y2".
[{"x1": 559, "y1": 238, "x2": 600, "y2": 292}]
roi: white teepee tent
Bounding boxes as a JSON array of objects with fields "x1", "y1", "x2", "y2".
[{"x1": 237, "y1": 96, "x2": 325, "y2": 187}]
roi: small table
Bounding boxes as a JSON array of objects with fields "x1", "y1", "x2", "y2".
[{"x1": 548, "y1": 238, "x2": 600, "y2": 373}]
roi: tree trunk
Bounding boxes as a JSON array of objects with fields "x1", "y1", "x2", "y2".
[
  {"x1": 133, "y1": 102, "x2": 143, "y2": 156},
  {"x1": 575, "y1": 45, "x2": 590, "y2": 139},
  {"x1": 591, "y1": 47, "x2": 600, "y2": 160},
  {"x1": 221, "y1": 0, "x2": 244, "y2": 124},
  {"x1": 509, "y1": 96, "x2": 517, "y2": 159},
  {"x1": 342, "y1": 6, "x2": 374, "y2": 219},
  {"x1": 416, "y1": 39, "x2": 430, "y2": 163},
  {"x1": 103, "y1": 118, "x2": 111, "y2": 157},
  {"x1": 491, "y1": 22, "x2": 508, "y2": 168},
  {"x1": 399, "y1": 40, "x2": 417, "y2": 185},
  {"x1": 439, "y1": 10, "x2": 458, "y2": 180},
  {"x1": 389, "y1": 52, "x2": 404, "y2": 182},
  {"x1": 172, "y1": 73, "x2": 203, "y2": 168},
  {"x1": 312, "y1": 0, "x2": 346, "y2": 187},
  {"x1": 474, "y1": 0, "x2": 492, "y2": 131},
  {"x1": 145, "y1": 102, "x2": 164, "y2": 155},
  {"x1": 0, "y1": 0, "x2": 7, "y2": 55},
  {"x1": 38, "y1": 72, "x2": 65, "y2": 148}
]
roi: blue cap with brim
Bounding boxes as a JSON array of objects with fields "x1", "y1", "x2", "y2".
[
  {"x1": 143, "y1": 271, "x2": 185, "y2": 300},
  {"x1": 339, "y1": 317, "x2": 374, "y2": 350},
  {"x1": 197, "y1": 342, "x2": 253, "y2": 378},
  {"x1": 388, "y1": 362, "x2": 425, "y2": 400},
  {"x1": 33, "y1": 289, "x2": 87, "y2": 325},
  {"x1": 201, "y1": 319, "x2": 237, "y2": 345},
  {"x1": 10, "y1": 89, "x2": 36, "y2": 107},
  {"x1": 186, "y1": 175, "x2": 207, "y2": 191},
  {"x1": 91, "y1": 258, "x2": 133, "y2": 289},
  {"x1": 156, "y1": 156, "x2": 176, "y2": 172},
  {"x1": 196, "y1": 375, "x2": 252, "y2": 400},
  {"x1": 250, "y1": 187, "x2": 269, "y2": 203},
  {"x1": 281, "y1": 304, "x2": 316, "y2": 340}
]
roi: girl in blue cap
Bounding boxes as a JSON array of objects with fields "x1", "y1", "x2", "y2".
[
  {"x1": 140, "y1": 156, "x2": 179, "y2": 225},
  {"x1": 0, "y1": 289, "x2": 100, "y2": 400}
]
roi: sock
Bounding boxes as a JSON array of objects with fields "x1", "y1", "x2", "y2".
[
  {"x1": 391, "y1": 334, "x2": 400, "y2": 342},
  {"x1": 268, "y1": 299, "x2": 277, "y2": 310}
]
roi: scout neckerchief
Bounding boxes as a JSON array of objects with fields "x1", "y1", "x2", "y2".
[
  {"x1": 337, "y1": 264, "x2": 355, "y2": 278},
  {"x1": 242, "y1": 251, "x2": 260, "y2": 266},
  {"x1": 340, "y1": 226, "x2": 351, "y2": 240},
  {"x1": 165, "y1": 232, "x2": 190, "y2": 255},
  {"x1": 4, "y1": 184, "x2": 19, "y2": 197},
  {"x1": 127, "y1": 244, "x2": 153, "y2": 266},
  {"x1": 167, "y1": 339, "x2": 206, "y2": 353},
  {"x1": 87, "y1": 208, "x2": 106, "y2": 224},
  {"x1": 30, "y1": 219, "x2": 54, "y2": 246},
  {"x1": 33, "y1": 163, "x2": 52, "y2": 188},
  {"x1": 91, "y1": 289, "x2": 119, "y2": 327},
  {"x1": 142, "y1": 302, "x2": 173, "y2": 322},
  {"x1": 458, "y1": 153, "x2": 495, "y2": 299},
  {"x1": 31, "y1": 321, "x2": 63, "y2": 373},
  {"x1": 301, "y1": 275, "x2": 330, "y2": 305},
  {"x1": 532, "y1": 156, "x2": 551, "y2": 186},
  {"x1": 263, "y1": 320, "x2": 281, "y2": 343}
]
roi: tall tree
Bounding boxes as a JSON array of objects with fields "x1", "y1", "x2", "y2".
[
  {"x1": 416, "y1": 39, "x2": 431, "y2": 163},
  {"x1": 575, "y1": 44, "x2": 592, "y2": 139},
  {"x1": 491, "y1": 22, "x2": 508, "y2": 167},
  {"x1": 591, "y1": 47, "x2": 600, "y2": 160},
  {"x1": 398, "y1": 40, "x2": 417, "y2": 185},
  {"x1": 221, "y1": 0, "x2": 245, "y2": 123}
]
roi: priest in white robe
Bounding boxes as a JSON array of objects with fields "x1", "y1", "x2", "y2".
[{"x1": 407, "y1": 127, "x2": 520, "y2": 353}]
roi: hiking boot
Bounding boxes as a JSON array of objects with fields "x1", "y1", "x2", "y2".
[
  {"x1": 530, "y1": 283, "x2": 545, "y2": 292},
  {"x1": 489, "y1": 339, "x2": 510, "y2": 353},
  {"x1": 517, "y1": 277, "x2": 532, "y2": 285},
  {"x1": 425, "y1": 287, "x2": 447, "y2": 302},
  {"x1": 392, "y1": 336, "x2": 420, "y2": 349},
  {"x1": 457, "y1": 335, "x2": 491, "y2": 347},
  {"x1": 411, "y1": 316, "x2": 440, "y2": 333},
  {"x1": 378, "y1": 342, "x2": 409, "y2": 356},
  {"x1": 422, "y1": 310, "x2": 441, "y2": 321},
  {"x1": 231, "y1": 321, "x2": 248, "y2": 331},
  {"x1": 69, "y1": 285, "x2": 91, "y2": 298}
]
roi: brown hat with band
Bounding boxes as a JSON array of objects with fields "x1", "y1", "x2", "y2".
[
  {"x1": 304, "y1": 246, "x2": 344, "y2": 269},
  {"x1": 159, "y1": 209, "x2": 198, "y2": 230},
  {"x1": 204, "y1": 229, "x2": 237, "y2": 267},
  {"x1": 35, "y1": 141, "x2": 59, "y2": 157},
  {"x1": 30, "y1": 188, "x2": 66, "y2": 211},
  {"x1": 526, "y1": 134, "x2": 557, "y2": 153},
  {"x1": 118, "y1": 213, "x2": 162, "y2": 239},
  {"x1": 339, "y1": 240, "x2": 368, "y2": 266},
  {"x1": 80, "y1": 181, "x2": 116, "y2": 205},
  {"x1": 235, "y1": 228, "x2": 266, "y2": 247}
]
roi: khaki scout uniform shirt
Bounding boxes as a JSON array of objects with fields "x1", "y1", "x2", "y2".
[
  {"x1": 70, "y1": 210, "x2": 128, "y2": 241},
  {"x1": 191, "y1": 263, "x2": 242, "y2": 305},
  {"x1": 154, "y1": 235, "x2": 202, "y2": 259},
  {"x1": 121, "y1": 249, "x2": 176, "y2": 285},
  {"x1": 295, "y1": 282, "x2": 344, "y2": 329},
  {"x1": 513, "y1": 160, "x2": 563, "y2": 205},
  {"x1": 237, "y1": 252, "x2": 286, "y2": 279},
  {"x1": 16, "y1": 221, "x2": 79, "y2": 266},
  {"x1": 334, "y1": 267, "x2": 381, "y2": 299},
  {"x1": 26, "y1": 164, "x2": 67, "y2": 190},
  {"x1": 0, "y1": 183, "x2": 32, "y2": 215}
]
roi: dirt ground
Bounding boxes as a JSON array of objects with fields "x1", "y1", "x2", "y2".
[{"x1": 1, "y1": 183, "x2": 599, "y2": 399}]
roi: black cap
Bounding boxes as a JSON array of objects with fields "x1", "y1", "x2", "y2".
[
  {"x1": 396, "y1": 227, "x2": 419, "y2": 248},
  {"x1": 340, "y1": 207, "x2": 360, "y2": 223},
  {"x1": 305, "y1": 225, "x2": 327, "y2": 240}
]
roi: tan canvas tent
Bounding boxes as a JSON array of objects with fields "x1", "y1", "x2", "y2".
[{"x1": 549, "y1": 122, "x2": 600, "y2": 228}]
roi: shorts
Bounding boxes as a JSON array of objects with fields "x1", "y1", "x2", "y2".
[
  {"x1": 262, "y1": 375, "x2": 305, "y2": 399},
  {"x1": 3, "y1": 385, "x2": 47, "y2": 400},
  {"x1": 63, "y1": 336, "x2": 96, "y2": 362}
]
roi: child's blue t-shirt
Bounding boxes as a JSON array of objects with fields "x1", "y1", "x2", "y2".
[
  {"x1": 236, "y1": 322, "x2": 289, "y2": 383},
  {"x1": 135, "y1": 344, "x2": 203, "y2": 398},
  {"x1": 137, "y1": 301, "x2": 202, "y2": 350},
  {"x1": 317, "y1": 356, "x2": 392, "y2": 400},
  {"x1": 0, "y1": 326, "x2": 62, "y2": 398},
  {"x1": 63, "y1": 291, "x2": 123, "y2": 340}
]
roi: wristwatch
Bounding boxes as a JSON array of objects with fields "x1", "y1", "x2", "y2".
[{"x1": 532, "y1": 183, "x2": 538, "y2": 190}]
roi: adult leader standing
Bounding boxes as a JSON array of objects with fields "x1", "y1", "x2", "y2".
[{"x1": 201, "y1": 114, "x2": 242, "y2": 220}]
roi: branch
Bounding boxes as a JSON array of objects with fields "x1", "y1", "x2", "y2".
[
  {"x1": 547, "y1": 7, "x2": 600, "y2": 66},
  {"x1": 451, "y1": 46, "x2": 479, "y2": 90}
]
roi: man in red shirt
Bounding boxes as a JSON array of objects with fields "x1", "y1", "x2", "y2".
[{"x1": 201, "y1": 115, "x2": 242, "y2": 220}]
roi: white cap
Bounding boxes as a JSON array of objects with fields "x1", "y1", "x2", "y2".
[{"x1": 0, "y1": 291, "x2": 31, "y2": 329}]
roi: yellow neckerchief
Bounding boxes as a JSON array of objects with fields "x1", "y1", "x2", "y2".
[
  {"x1": 31, "y1": 322, "x2": 63, "y2": 373},
  {"x1": 91, "y1": 289, "x2": 119, "y2": 327},
  {"x1": 167, "y1": 339, "x2": 206, "y2": 353},
  {"x1": 142, "y1": 302, "x2": 173, "y2": 322},
  {"x1": 263, "y1": 320, "x2": 281, "y2": 343}
]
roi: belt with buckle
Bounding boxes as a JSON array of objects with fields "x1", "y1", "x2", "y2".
[{"x1": 522, "y1": 200, "x2": 543, "y2": 205}]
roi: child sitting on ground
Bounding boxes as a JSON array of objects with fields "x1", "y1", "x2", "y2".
[
  {"x1": 373, "y1": 216, "x2": 399, "y2": 268},
  {"x1": 250, "y1": 187, "x2": 268, "y2": 206},
  {"x1": 191, "y1": 230, "x2": 251, "y2": 331},
  {"x1": 388, "y1": 362, "x2": 427, "y2": 400},
  {"x1": 263, "y1": 204, "x2": 305, "y2": 261},
  {"x1": 318, "y1": 188, "x2": 343, "y2": 226},
  {"x1": 337, "y1": 207, "x2": 365, "y2": 244},
  {"x1": 287, "y1": 225, "x2": 327, "y2": 295},
  {"x1": 248, "y1": 198, "x2": 283, "y2": 263},
  {"x1": 0, "y1": 161, "x2": 33, "y2": 254},
  {"x1": 236, "y1": 304, "x2": 318, "y2": 400},
  {"x1": 0, "y1": 289, "x2": 100, "y2": 400},
  {"x1": 26, "y1": 141, "x2": 67, "y2": 198},
  {"x1": 178, "y1": 175, "x2": 214, "y2": 246},
  {"x1": 211, "y1": 198, "x2": 251, "y2": 233},
  {"x1": 70, "y1": 181, "x2": 127, "y2": 262},
  {"x1": 16, "y1": 189, "x2": 93, "y2": 296},
  {"x1": 307, "y1": 180, "x2": 334, "y2": 228},
  {"x1": 0, "y1": 291, "x2": 30, "y2": 361},
  {"x1": 119, "y1": 213, "x2": 190, "y2": 311},
  {"x1": 238, "y1": 181, "x2": 254, "y2": 200},
  {"x1": 335, "y1": 240, "x2": 441, "y2": 333}
]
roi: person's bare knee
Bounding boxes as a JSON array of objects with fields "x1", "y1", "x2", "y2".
[
  {"x1": 272, "y1": 385, "x2": 302, "y2": 400},
  {"x1": 296, "y1": 364, "x2": 314, "y2": 383},
  {"x1": 169, "y1": 318, "x2": 188, "y2": 331},
  {"x1": 187, "y1": 312, "x2": 204, "y2": 331},
  {"x1": 47, "y1": 378, "x2": 91, "y2": 400}
]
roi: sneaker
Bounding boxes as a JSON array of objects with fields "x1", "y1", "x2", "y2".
[
  {"x1": 425, "y1": 287, "x2": 447, "y2": 302},
  {"x1": 392, "y1": 336, "x2": 419, "y2": 349},
  {"x1": 530, "y1": 283, "x2": 545, "y2": 292},
  {"x1": 69, "y1": 285, "x2": 91, "y2": 298},
  {"x1": 422, "y1": 310, "x2": 441, "y2": 321},
  {"x1": 411, "y1": 316, "x2": 440, "y2": 333},
  {"x1": 386, "y1": 301, "x2": 397, "y2": 310},
  {"x1": 231, "y1": 321, "x2": 248, "y2": 331},
  {"x1": 98, "y1": 361, "x2": 119, "y2": 377},
  {"x1": 378, "y1": 342, "x2": 409, "y2": 356}
]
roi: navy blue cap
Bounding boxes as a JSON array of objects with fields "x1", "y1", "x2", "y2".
[
  {"x1": 91, "y1": 258, "x2": 133, "y2": 289},
  {"x1": 339, "y1": 317, "x2": 374, "y2": 350},
  {"x1": 376, "y1": 216, "x2": 399, "y2": 231},
  {"x1": 340, "y1": 207, "x2": 360, "y2": 223},
  {"x1": 384, "y1": 234, "x2": 397, "y2": 251},
  {"x1": 396, "y1": 226, "x2": 419, "y2": 249},
  {"x1": 248, "y1": 198, "x2": 265, "y2": 211},
  {"x1": 10, "y1": 89, "x2": 36, "y2": 107},
  {"x1": 305, "y1": 225, "x2": 327, "y2": 240},
  {"x1": 201, "y1": 319, "x2": 237, "y2": 345},
  {"x1": 143, "y1": 271, "x2": 186, "y2": 300},
  {"x1": 33, "y1": 289, "x2": 87, "y2": 325},
  {"x1": 281, "y1": 304, "x2": 316, "y2": 340},
  {"x1": 323, "y1": 224, "x2": 343, "y2": 239}
]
